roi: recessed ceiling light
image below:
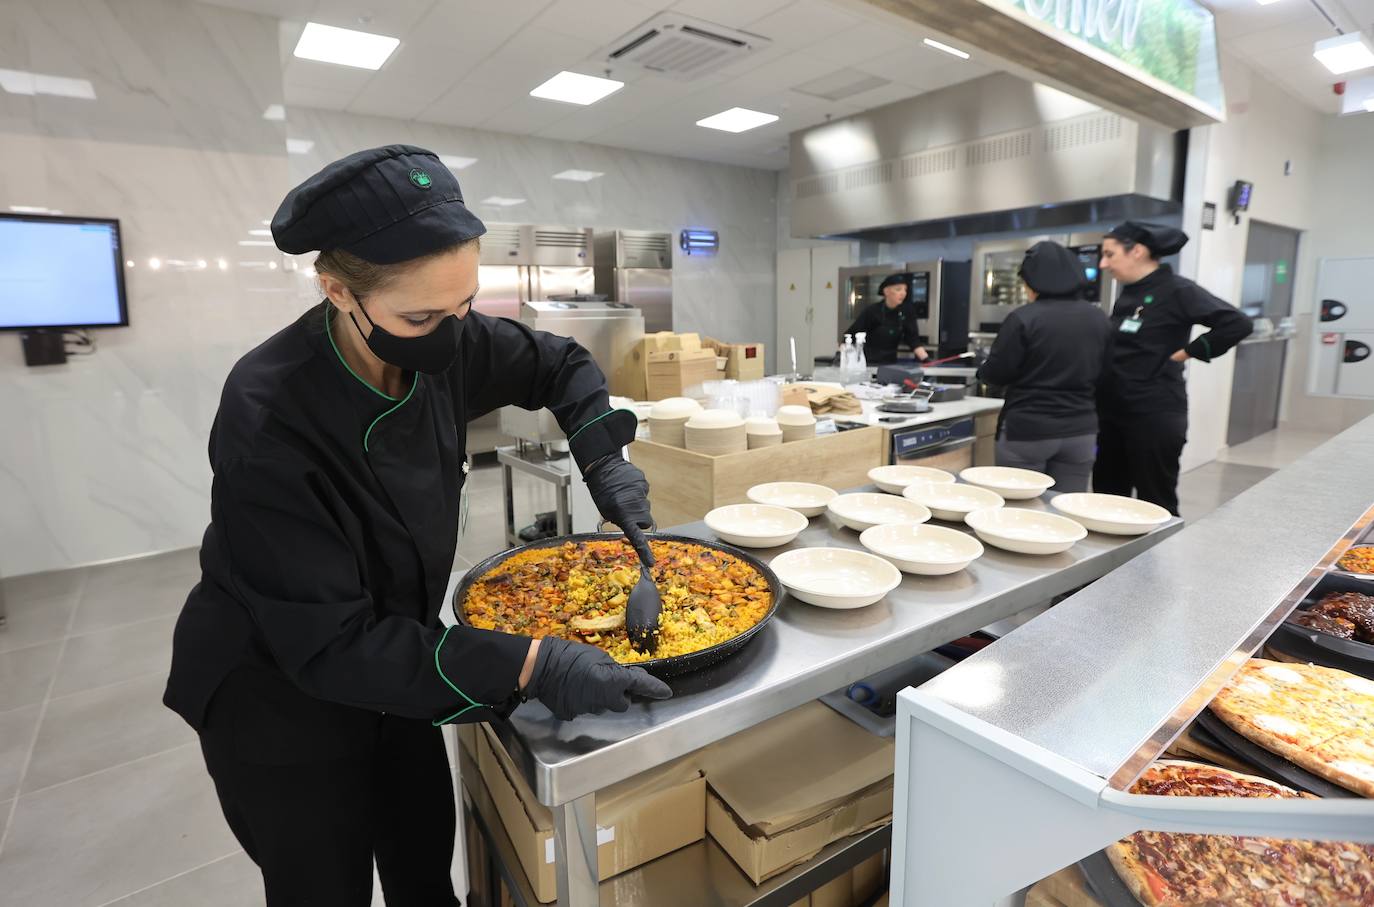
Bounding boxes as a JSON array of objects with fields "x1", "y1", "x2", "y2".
[
  {"x1": 238, "y1": 240, "x2": 277, "y2": 246},
  {"x1": 0, "y1": 67, "x2": 97, "y2": 100},
  {"x1": 1314, "y1": 32, "x2": 1374, "y2": 75},
  {"x1": 269, "y1": 261, "x2": 278, "y2": 270},
  {"x1": 218, "y1": 258, "x2": 229, "y2": 270},
  {"x1": 286, "y1": 138, "x2": 315, "y2": 155},
  {"x1": 126, "y1": 259, "x2": 135, "y2": 268},
  {"x1": 553, "y1": 169, "x2": 604, "y2": 182},
  {"x1": 248, "y1": 228, "x2": 273, "y2": 236},
  {"x1": 696, "y1": 107, "x2": 779, "y2": 133},
  {"x1": 1256, "y1": 0, "x2": 1283, "y2": 5},
  {"x1": 440, "y1": 155, "x2": 478, "y2": 170},
  {"x1": 529, "y1": 71, "x2": 624, "y2": 106},
  {"x1": 262, "y1": 104, "x2": 286, "y2": 121},
  {"x1": 923, "y1": 38, "x2": 970, "y2": 60},
  {"x1": 293, "y1": 22, "x2": 399, "y2": 70},
  {"x1": 481, "y1": 197, "x2": 527, "y2": 207},
  {"x1": 148, "y1": 258, "x2": 162, "y2": 270}
]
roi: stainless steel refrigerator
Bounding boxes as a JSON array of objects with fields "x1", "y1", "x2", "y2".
[{"x1": 593, "y1": 230, "x2": 673, "y2": 332}]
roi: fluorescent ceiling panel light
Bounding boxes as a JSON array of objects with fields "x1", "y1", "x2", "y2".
[
  {"x1": 1256, "y1": 0, "x2": 1283, "y2": 5},
  {"x1": 1314, "y1": 32, "x2": 1374, "y2": 75},
  {"x1": 529, "y1": 71, "x2": 623, "y2": 105},
  {"x1": 293, "y1": 22, "x2": 399, "y2": 70},
  {"x1": 262, "y1": 104, "x2": 286, "y2": 121},
  {"x1": 553, "y1": 169, "x2": 604, "y2": 182},
  {"x1": 923, "y1": 38, "x2": 970, "y2": 60},
  {"x1": 286, "y1": 138, "x2": 315, "y2": 155},
  {"x1": 696, "y1": 107, "x2": 779, "y2": 133},
  {"x1": 248, "y1": 228, "x2": 273, "y2": 236},
  {"x1": 0, "y1": 68, "x2": 96, "y2": 100},
  {"x1": 439, "y1": 155, "x2": 478, "y2": 169},
  {"x1": 238, "y1": 240, "x2": 277, "y2": 246},
  {"x1": 481, "y1": 196, "x2": 526, "y2": 207}
]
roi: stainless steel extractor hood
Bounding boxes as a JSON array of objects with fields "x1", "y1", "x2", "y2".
[{"x1": 788, "y1": 74, "x2": 1183, "y2": 243}]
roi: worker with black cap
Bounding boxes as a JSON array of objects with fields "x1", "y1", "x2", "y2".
[
  {"x1": 1095, "y1": 220, "x2": 1253, "y2": 515},
  {"x1": 844, "y1": 273, "x2": 930, "y2": 365},
  {"x1": 977, "y1": 241, "x2": 1112, "y2": 491},
  {"x1": 163, "y1": 145, "x2": 671, "y2": 906}
]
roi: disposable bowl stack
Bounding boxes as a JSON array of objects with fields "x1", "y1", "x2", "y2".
[
  {"x1": 647, "y1": 397, "x2": 703, "y2": 448},
  {"x1": 684, "y1": 409, "x2": 748, "y2": 455},
  {"x1": 744, "y1": 416, "x2": 782, "y2": 449},
  {"x1": 775, "y1": 405, "x2": 817, "y2": 443}
]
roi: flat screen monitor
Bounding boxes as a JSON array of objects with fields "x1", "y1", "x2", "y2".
[{"x1": 0, "y1": 213, "x2": 128, "y2": 331}]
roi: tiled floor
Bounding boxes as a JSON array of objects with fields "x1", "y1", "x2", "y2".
[{"x1": 0, "y1": 429, "x2": 1328, "y2": 905}]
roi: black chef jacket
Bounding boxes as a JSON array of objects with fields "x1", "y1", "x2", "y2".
[
  {"x1": 977, "y1": 295, "x2": 1112, "y2": 441},
  {"x1": 845, "y1": 301, "x2": 924, "y2": 365},
  {"x1": 164, "y1": 302, "x2": 628, "y2": 731},
  {"x1": 1101, "y1": 265, "x2": 1252, "y2": 414}
]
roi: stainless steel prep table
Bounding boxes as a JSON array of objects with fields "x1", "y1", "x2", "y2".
[{"x1": 466, "y1": 491, "x2": 1182, "y2": 907}]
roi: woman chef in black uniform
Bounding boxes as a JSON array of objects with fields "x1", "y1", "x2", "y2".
[
  {"x1": 844, "y1": 273, "x2": 930, "y2": 365},
  {"x1": 163, "y1": 146, "x2": 671, "y2": 907},
  {"x1": 1095, "y1": 221, "x2": 1252, "y2": 515}
]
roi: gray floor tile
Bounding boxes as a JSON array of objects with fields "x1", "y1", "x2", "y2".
[
  {"x1": 0, "y1": 744, "x2": 238, "y2": 907},
  {"x1": 0, "y1": 705, "x2": 41, "y2": 802},
  {"x1": 23, "y1": 674, "x2": 194, "y2": 795},
  {"x1": 0, "y1": 566, "x2": 87, "y2": 607},
  {"x1": 0, "y1": 592, "x2": 77, "y2": 654},
  {"x1": 69, "y1": 565, "x2": 198, "y2": 637},
  {"x1": 102, "y1": 851, "x2": 262, "y2": 907},
  {"x1": 0, "y1": 642, "x2": 62, "y2": 712},
  {"x1": 52, "y1": 617, "x2": 176, "y2": 699}
]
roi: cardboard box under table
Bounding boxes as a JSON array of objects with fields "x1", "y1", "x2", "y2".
[
  {"x1": 471, "y1": 723, "x2": 705, "y2": 903},
  {"x1": 629, "y1": 425, "x2": 884, "y2": 528},
  {"x1": 646, "y1": 348, "x2": 717, "y2": 400},
  {"x1": 700, "y1": 702, "x2": 895, "y2": 885}
]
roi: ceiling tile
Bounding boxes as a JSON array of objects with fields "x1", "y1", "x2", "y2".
[
  {"x1": 745, "y1": 0, "x2": 861, "y2": 48},
  {"x1": 425, "y1": 79, "x2": 525, "y2": 129},
  {"x1": 479, "y1": 96, "x2": 579, "y2": 135},
  {"x1": 534, "y1": 0, "x2": 657, "y2": 44},
  {"x1": 1213, "y1": 0, "x2": 1326, "y2": 39},
  {"x1": 345, "y1": 39, "x2": 481, "y2": 120},
  {"x1": 195, "y1": 0, "x2": 317, "y2": 18},
  {"x1": 283, "y1": 55, "x2": 377, "y2": 92},
  {"x1": 298, "y1": 0, "x2": 436, "y2": 37},
  {"x1": 666, "y1": 0, "x2": 794, "y2": 30},
  {"x1": 283, "y1": 81, "x2": 366, "y2": 111},
  {"x1": 408, "y1": 0, "x2": 551, "y2": 59},
  {"x1": 461, "y1": 25, "x2": 602, "y2": 87},
  {"x1": 806, "y1": 22, "x2": 922, "y2": 67},
  {"x1": 1226, "y1": 20, "x2": 1339, "y2": 58}
]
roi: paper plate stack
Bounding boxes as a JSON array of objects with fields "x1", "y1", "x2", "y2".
[
  {"x1": 775, "y1": 405, "x2": 817, "y2": 443},
  {"x1": 744, "y1": 416, "x2": 782, "y2": 449},
  {"x1": 684, "y1": 409, "x2": 748, "y2": 455},
  {"x1": 647, "y1": 397, "x2": 703, "y2": 448}
]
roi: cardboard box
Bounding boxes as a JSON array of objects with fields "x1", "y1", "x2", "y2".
[
  {"x1": 852, "y1": 852, "x2": 887, "y2": 904},
  {"x1": 779, "y1": 384, "x2": 811, "y2": 408},
  {"x1": 456, "y1": 723, "x2": 479, "y2": 761},
  {"x1": 724, "y1": 342, "x2": 766, "y2": 381},
  {"x1": 472, "y1": 724, "x2": 705, "y2": 902},
  {"x1": 810, "y1": 870, "x2": 854, "y2": 907},
  {"x1": 646, "y1": 348, "x2": 717, "y2": 400},
  {"x1": 700, "y1": 702, "x2": 895, "y2": 883}
]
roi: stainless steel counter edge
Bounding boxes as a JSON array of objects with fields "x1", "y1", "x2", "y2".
[
  {"x1": 489, "y1": 492, "x2": 1181, "y2": 807},
  {"x1": 918, "y1": 414, "x2": 1374, "y2": 785}
]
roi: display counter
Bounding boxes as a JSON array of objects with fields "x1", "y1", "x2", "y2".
[
  {"x1": 460, "y1": 487, "x2": 1181, "y2": 907},
  {"x1": 891, "y1": 417, "x2": 1374, "y2": 905}
]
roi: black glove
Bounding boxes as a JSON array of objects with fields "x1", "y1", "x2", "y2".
[
  {"x1": 525, "y1": 638, "x2": 672, "y2": 721},
  {"x1": 584, "y1": 454, "x2": 655, "y2": 567}
]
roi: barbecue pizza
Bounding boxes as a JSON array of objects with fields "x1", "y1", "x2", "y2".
[
  {"x1": 1108, "y1": 760, "x2": 1374, "y2": 906},
  {"x1": 461, "y1": 538, "x2": 772, "y2": 664},
  {"x1": 1209, "y1": 658, "x2": 1374, "y2": 797}
]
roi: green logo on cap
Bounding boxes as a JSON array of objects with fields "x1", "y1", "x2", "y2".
[{"x1": 409, "y1": 168, "x2": 432, "y2": 189}]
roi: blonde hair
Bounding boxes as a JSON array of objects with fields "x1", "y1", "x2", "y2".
[{"x1": 315, "y1": 239, "x2": 479, "y2": 298}]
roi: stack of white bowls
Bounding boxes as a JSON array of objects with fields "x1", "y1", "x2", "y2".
[
  {"x1": 744, "y1": 416, "x2": 782, "y2": 449},
  {"x1": 776, "y1": 405, "x2": 817, "y2": 443},
  {"x1": 647, "y1": 397, "x2": 702, "y2": 447},
  {"x1": 684, "y1": 409, "x2": 748, "y2": 455}
]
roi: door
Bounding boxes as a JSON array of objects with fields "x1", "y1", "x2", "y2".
[
  {"x1": 1226, "y1": 221, "x2": 1299, "y2": 447},
  {"x1": 810, "y1": 245, "x2": 850, "y2": 366},
  {"x1": 776, "y1": 249, "x2": 812, "y2": 374}
]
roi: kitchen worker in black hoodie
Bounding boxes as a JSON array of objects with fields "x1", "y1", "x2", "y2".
[
  {"x1": 845, "y1": 273, "x2": 930, "y2": 364},
  {"x1": 163, "y1": 145, "x2": 670, "y2": 907},
  {"x1": 1095, "y1": 221, "x2": 1253, "y2": 515},
  {"x1": 977, "y1": 241, "x2": 1112, "y2": 492}
]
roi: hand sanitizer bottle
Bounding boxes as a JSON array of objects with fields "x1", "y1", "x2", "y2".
[{"x1": 854, "y1": 332, "x2": 868, "y2": 373}]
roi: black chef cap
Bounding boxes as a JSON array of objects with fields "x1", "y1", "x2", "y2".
[
  {"x1": 1018, "y1": 241, "x2": 1084, "y2": 297},
  {"x1": 1106, "y1": 221, "x2": 1189, "y2": 258},
  {"x1": 877, "y1": 273, "x2": 908, "y2": 295},
  {"x1": 271, "y1": 144, "x2": 486, "y2": 264}
]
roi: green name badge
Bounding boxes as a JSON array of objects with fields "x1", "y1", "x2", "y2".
[{"x1": 1120, "y1": 318, "x2": 1143, "y2": 334}]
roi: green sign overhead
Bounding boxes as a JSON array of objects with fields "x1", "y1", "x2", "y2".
[
  {"x1": 993, "y1": 0, "x2": 1223, "y2": 115},
  {"x1": 1275, "y1": 260, "x2": 1289, "y2": 284}
]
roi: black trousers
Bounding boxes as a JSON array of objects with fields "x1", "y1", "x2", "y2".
[
  {"x1": 1093, "y1": 410, "x2": 1188, "y2": 516},
  {"x1": 199, "y1": 666, "x2": 460, "y2": 907}
]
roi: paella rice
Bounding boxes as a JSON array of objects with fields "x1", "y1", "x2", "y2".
[{"x1": 462, "y1": 539, "x2": 772, "y2": 663}]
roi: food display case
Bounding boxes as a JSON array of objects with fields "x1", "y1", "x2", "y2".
[{"x1": 890, "y1": 417, "x2": 1374, "y2": 905}]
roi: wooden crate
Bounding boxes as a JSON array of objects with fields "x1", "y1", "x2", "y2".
[{"x1": 629, "y1": 427, "x2": 884, "y2": 528}]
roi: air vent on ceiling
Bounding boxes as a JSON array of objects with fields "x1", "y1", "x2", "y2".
[
  {"x1": 900, "y1": 148, "x2": 959, "y2": 180},
  {"x1": 602, "y1": 13, "x2": 769, "y2": 81},
  {"x1": 795, "y1": 69, "x2": 892, "y2": 102},
  {"x1": 965, "y1": 131, "x2": 1033, "y2": 167},
  {"x1": 1044, "y1": 113, "x2": 1125, "y2": 152}
]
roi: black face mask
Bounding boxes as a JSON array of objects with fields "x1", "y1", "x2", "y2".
[{"x1": 350, "y1": 299, "x2": 463, "y2": 375}]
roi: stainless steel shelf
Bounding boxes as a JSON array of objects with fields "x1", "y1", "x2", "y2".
[{"x1": 461, "y1": 747, "x2": 889, "y2": 907}]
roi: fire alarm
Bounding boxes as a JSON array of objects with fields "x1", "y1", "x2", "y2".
[{"x1": 1335, "y1": 81, "x2": 1347, "y2": 95}]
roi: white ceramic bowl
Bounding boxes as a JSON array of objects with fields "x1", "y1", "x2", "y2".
[
  {"x1": 649, "y1": 397, "x2": 702, "y2": 420},
  {"x1": 859, "y1": 523, "x2": 985, "y2": 575},
  {"x1": 902, "y1": 482, "x2": 1005, "y2": 522},
  {"x1": 770, "y1": 547, "x2": 902, "y2": 609},
  {"x1": 685, "y1": 408, "x2": 745, "y2": 429},
  {"x1": 867, "y1": 465, "x2": 956, "y2": 496},
  {"x1": 958, "y1": 466, "x2": 1055, "y2": 500},
  {"x1": 964, "y1": 507, "x2": 1087, "y2": 555},
  {"x1": 747, "y1": 482, "x2": 837, "y2": 517},
  {"x1": 1049, "y1": 493, "x2": 1172, "y2": 535},
  {"x1": 705, "y1": 504, "x2": 808, "y2": 548},
  {"x1": 827, "y1": 493, "x2": 932, "y2": 532},
  {"x1": 775, "y1": 404, "x2": 817, "y2": 426}
]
